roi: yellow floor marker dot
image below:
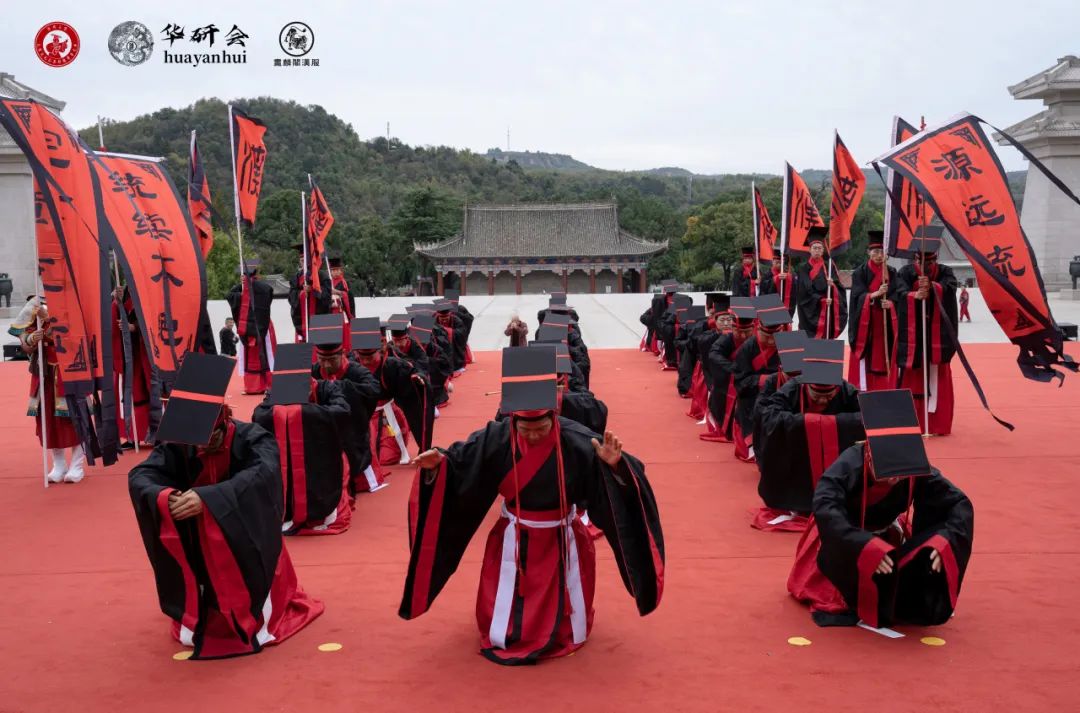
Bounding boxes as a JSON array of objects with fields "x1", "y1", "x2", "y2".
[
  {"x1": 787, "y1": 636, "x2": 812, "y2": 647},
  {"x1": 920, "y1": 636, "x2": 946, "y2": 647},
  {"x1": 172, "y1": 650, "x2": 193, "y2": 661},
  {"x1": 317, "y1": 642, "x2": 343, "y2": 652}
]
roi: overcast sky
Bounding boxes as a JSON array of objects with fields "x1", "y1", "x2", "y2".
[{"x1": 6, "y1": 0, "x2": 1077, "y2": 173}]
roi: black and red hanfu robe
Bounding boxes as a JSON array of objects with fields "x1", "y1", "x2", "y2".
[
  {"x1": 287, "y1": 270, "x2": 330, "y2": 342},
  {"x1": 227, "y1": 277, "x2": 277, "y2": 395},
  {"x1": 367, "y1": 355, "x2": 435, "y2": 469},
  {"x1": 701, "y1": 331, "x2": 747, "y2": 443},
  {"x1": 639, "y1": 293, "x2": 667, "y2": 353},
  {"x1": 436, "y1": 312, "x2": 469, "y2": 373},
  {"x1": 676, "y1": 319, "x2": 706, "y2": 398},
  {"x1": 312, "y1": 360, "x2": 383, "y2": 493},
  {"x1": 788, "y1": 444, "x2": 973, "y2": 628},
  {"x1": 896, "y1": 262, "x2": 958, "y2": 435},
  {"x1": 759, "y1": 268, "x2": 798, "y2": 316},
  {"x1": 252, "y1": 382, "x2": 353, "y2": 535},
  {"x1": 753, "y1": 380, "x2": 864, "y2": 531},
  {"x1": 400, "y1": 416, "x2": 664, "y2": 665},
  {"x1": 8, "y1": 326, "x2": 80, "y2": 449},
  {"x1": 731, "y1": 333, "x2": 780, "y2": 461},
  {"x1": 796, "y1": 258, "x2": 848, "y2": 339},
  {"x1": 111, "y1": 292, "x2": 151, "y2": 444},
  {"x1": 128, "y1": 420, "x2": 323, "y2": 659},
  {"x1": 847, "y1": 261, "x2": 900, "y2": 391},
  {"x1": 425, "y1": 326, "x2": 454, "y2": 406},
  {"x1": 731, "y1": 263, "x2": 759, "y2": 298}
]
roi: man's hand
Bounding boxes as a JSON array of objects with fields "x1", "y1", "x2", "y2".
[
  {"x1": 875, "y1": 554, "x2": 894, "y2": 575},
  {"x1": 825, "y1": 297, "x2": 833, "y2": 305},
  {"x1": 168, "y1": 490, "x2": 203, "y2": 521},
  {"x1": 591, "y1": 431, "x2": 623, "y2": 467},
  {"x1": 881, "y1": 299, "x2": 892, "y2": 310},
  {"x1": 777, "y1": 272, "x2": 788, "y2": 280},
  {"x1": 410, "y1": 373, "x2": 426, "y2": 386},
  {"x1": 414, "y1": 449, "x2": 444, "y2": 470},
  {"x1": 929, "y1": 548, "x2": 943, "y2": 573},
  {"x1": 301, "y1": 284, "x2": 310, "y2": 294}
]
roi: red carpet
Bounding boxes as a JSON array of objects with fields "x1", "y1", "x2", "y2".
[{"x1": 2, "y1": 344, "x2": 1079, "y2": 712}]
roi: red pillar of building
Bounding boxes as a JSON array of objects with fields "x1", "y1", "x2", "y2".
[
  {"x1": 460, "y1": 269, "x2": 467, "y2": 296},
  {"x1": 638, "y1": 268, "x2": 648, "y2": 293},
  {"x1": 616, "y1": 268, "x2": 624, "y2": 293},
  {"x1": 562, "y1": 268, "x2": 569, "y2": 292},
  {"x1": 436, "y1": 270, "x2": 444, "y2": 295},
  {"x1": 488, "y1": 271, "x2": 495, "y2": 295},
  {"x1": 515, "y1": 270, "x2": 523, "y2": 295},
  {"x1": 589, "y1": 268, "x2": 596, "y2": 293}
]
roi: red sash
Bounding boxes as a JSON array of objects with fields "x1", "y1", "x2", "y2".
[
  {"x1": 237, "y1": 276, "x2": 251, "y2": 339},
  {"x1": 498, "y1": 432, "x2": 556, "y2": 500},
  {"x1": 273, "y1": 405, "x2": 307, "y2": 526}
]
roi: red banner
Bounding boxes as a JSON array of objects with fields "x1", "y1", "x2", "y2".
[
  {"x1": 0, "y1": 99, "x2": 109, "y2": 395},
  {"x1": 884, "y1": 116, "x2": 936, "y2": 258},
  {"x1": 781, "y1": 162, "x2": 825, "y2": 257},
  {"x1": 875, "y1": 113, "x2": 1074, "y2": 381},
  {"x1": 188, "y1": 131, "x2": 213, "y2": 259},
  {"x1": 306, "y1": 176, "x2": 334, "y2": 292},
  {"x1": 752, "y1": 184, "x2": 776, "y2": 264},
  {"x1": 829, "y1": 131, "x2": 865, "y2": 255},
  {"x1": 230, "y1": 106, "x2": 267, "y2": 228},
  {"x1": 90, "y1": 153, "x2": 207, "y2": 391}
]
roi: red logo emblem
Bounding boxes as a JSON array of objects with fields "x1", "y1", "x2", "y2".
[{"x1": 35, "y1": 22, "x2": 81, "y2": 67}]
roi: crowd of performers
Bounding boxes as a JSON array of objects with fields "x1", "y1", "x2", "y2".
[
  {"x1": 16, "y1": 250, "x2": 665, "y2": 665},
  {"x1": 640, "y1": 227, "x2": 974, "y2": 630}
]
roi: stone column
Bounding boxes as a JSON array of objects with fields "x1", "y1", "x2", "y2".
[
  {"x1": 515, "y1": 270, "x2": 522, "y2": 295},
  {"x1": 589, "y1": 268, "x2": 596, "y2": 293},
  {"x1": 616, "y1": 268, "x2": 624, "y2": 293},
  {"x1": 639, "y1": 268, "x2": 648, "y2": 293},
  {"x1": 488, "y1": 271, "x2": 495, "y2": 295},
  {"x1": 436, "y1": 270, "x2": 444, "y2": 295}
]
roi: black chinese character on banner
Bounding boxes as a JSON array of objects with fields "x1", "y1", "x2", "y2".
[
  {"x1": 931, "y1": 148, "x2": 982, "y2": 181},
  {"x1": 111, "y1": 172, "x2": 158, "y2": 200},
  {"x1": 239, "y1": 143, "x2": 267, "y2": 196},
  {"x1": 964, "y1": 194, "x2": 1005, "y2": 227},
  {"x1": 157, "y1": 313, "x2": 182, "y2": 348},
  {"x1": 34, "y1": 190, "x2": 49, "y2": 225},
  {"x1": 150, "y1": 253, "x2": 184, "y2": 287},
  {"x1": 161, "y1": 23, "x2": 185, "y2": 46},
  {"x1": 132, "y1": 211, "x2": 173, "y2": 241},
  {"x1": 986, "y1": 245, "x2": 1026, "y2": 280},
  {"x1": 836, "y1": 175, "x2": 859, "y2": 210},
  {"x1": 191, "y1": 24, "x2": 219, "y2": 46},
  {"x1": 225, "y1": 25, "x2": 248, "y2": 46},
  {"x1": 43, "y1": 129, "x2": 70, "y2": 168}
]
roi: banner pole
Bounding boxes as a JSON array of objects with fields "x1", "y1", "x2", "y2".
[
  {"x1": 779, "y1": 165, "x2": 789, "y2": 306},
  {"x1": 112, "y1": 254, "x2": 139, "y2": 453},
  {"x1": 751, "y1": 182, "x2": 760, "y2": 297},
  {"x1": 301, "y1": 190, "x2": 308, "y2": 343}
]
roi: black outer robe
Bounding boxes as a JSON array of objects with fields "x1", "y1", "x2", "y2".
[
  {"x1": 814, "y1": 444, "x2": 974, "y2": 628},
  {"x1": 754, "y1": 379, "x2": 864, "y2": 513},
  {"x1": 847, "y1": 261, "x2": 900, "y2": 359},
  {"x1": 287, "y1": 270, "x2": 331, "y2": 335},
  {"x1": 732, "y1": 335, "x2": 780, "y2": 442},
  {"x1": 796, "y1": 260, "x2": 848, "y2": 338},
  {"x1": 399, "y1": 417, "x2": 664, "y2": 627},
  {"x1": 370, "y1": 355, "x2": 436, "y2": 453},
  {"x1": 676, "y1": 320, "x2": 707, "y2": 395},
  {"x1": 391, "y1": 339, "x2": 431, "y2": 379},
  {"x1": 895, "y1": 262, "x2": 959, "y2": 367},
  {"x1": 423, "y1": 330, "x2": 454, "y2": 405},
  {"x1": 705, "y1": 333, "x2": 743, "y2": 437},
  {"x1": 657, "y1": 311, "x2": 679, "y2": 368},
  {"x1": 731, "y1": 264, "x2": 759, "y2": 298},
  {"x1": 128, "y1": 421, "x2": 283, "y2": 659},
  {"x1": 252, "y1": 381, "x2": 351, "y2": 533},
  {"x1": 759, "y1": 269, "x2": 799, "y2": 316},
  {"x1": 312, "y1": 361, "x2": 381, "y2": 481},
  {"x1": 437, "y1": 313, "x2": 469, "y2": 371},
  {"x1": 227, "y1": 278, "x2": 274, "y2": 342}
]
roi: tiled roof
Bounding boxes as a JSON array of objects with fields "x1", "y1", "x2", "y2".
[
  {"x1": 415, "y1": 202, "x2": 667, "y2": 260},
  {"x1": 1009, "y1": 56, "x2": 1080, "y2": 99}
]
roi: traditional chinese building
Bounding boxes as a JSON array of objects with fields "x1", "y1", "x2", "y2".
[
  {"x1": 415, "y1": 202, "x2": 666, "y2": 295},
  {"x1": 995, "y1": 55, "x2": 1080, "y2": 291},
  {"x1": 0, "y1": 74, "x2": 65, "y2": 317}
]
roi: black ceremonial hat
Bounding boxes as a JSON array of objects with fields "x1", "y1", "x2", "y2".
[
  {"x1": 387, "y1": 313, "x2": 411, "y2": 334},
  {"x1": 867, "y1": 230, "x2": 884, "y2": 249},
  {"x1": 774, "y1": 330, "x2": 808, "y2": 375},
  {"x1": 753, "y1": 293, "x2": 792, "y2": 329},
  {"x1": 679, "y1": 305, "x2": 707, "y2": 326},
  {"x1": 444, "y1": 288, "x2": 460, "y2": 303},
  {"x1": 156, "y1": 353, "x2": 234, "y2": 446},
  {"x1": 800, "y1": 339, "x2": 845, "y2": 387},
  {"x1": 350, "y1": 317, "x2": 383, "y2": 351},
  {"x1": 434, "y1": 299, "x2": 454, "y2": 312},
  {"x1": 550, "y1": 291, "x2": 567, "y2": 304},
  {"x1": 536, "y1": 323, "x2": 567, "y2": 344},
  {"x1": 807, "y1": 225, "x2": 828, "y2": 245},
  {"x1": 706, "y1": 292, "x2": 730, "y2": 312},
  {"x1": 544, "y1": 311, "x2": 572, "y2": 329},
  {"x1": 741, "y1": 245, "x2": 755, "y2": 256},
  {"x1": 500, "y1": 347, "x2": 558, "y2": 415},
  {"x1": 308, "y1": 313, "x2": 345, "y2": 349},
  {"x1": 729, "y1": 296, "x2": 756, "y2": 322},
  {"x1": 267, "y1": 343, "x2": 314, "y2": 405},
  {"x1": 912, "y1": 225, "x2": 944, "y2": 254},
  {"x1": 548, "y1": 300, "x2": 572, "y2": 314},
  {"x1": 531, "y1": 341, "x2": 573, "y2": 375},
  {"x1": 409, "y1": 314, "x2": 435, "y2": 345},
  {"x1": 858, "y1": 389, "x2": 931, "y2": 479},
  {"x1": 407, "y1": 303, "x2": 435, "y2": 316},
  {"x1": 662, "y1": 279, "x2": 679, "y2": 294}
]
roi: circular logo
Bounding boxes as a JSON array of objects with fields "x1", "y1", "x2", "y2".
[
  {"x1": 279, "y1": 22, "x2": 314, "y2": 57},
  {"x1": 35, "y1": 22, "x2": 80, "y2": 67},
  {"x1": 108, "y1": 21, "x2": 153, "y2": 66}
]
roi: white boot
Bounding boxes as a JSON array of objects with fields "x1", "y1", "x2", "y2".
[
  {"x1": 63, "y1": 445, "x2": 86, "y2": 483},
  {"x1": 47, "y1": 449, "x2": 67, "y2": 483}
]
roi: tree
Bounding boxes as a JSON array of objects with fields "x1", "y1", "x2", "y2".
[
  {"x1": 681, "y1": 197, "x2": 753, "y2": 289},
  {"x1": 204, "y1": 230, "x2": 240, "y2": 299}
]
